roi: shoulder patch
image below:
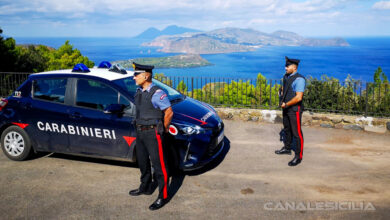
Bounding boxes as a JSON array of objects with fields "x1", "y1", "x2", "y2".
[{"x1": 160, "y1": 94, "x2": 167, "y2": 100}]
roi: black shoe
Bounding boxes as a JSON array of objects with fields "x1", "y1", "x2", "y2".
[
  {"x1": 288, "y1": 156, "x2": 302, "y2": 166},
  {"x1": 129, "y1": 188, "x2": 153, "y2": 196},
  {"x1": 149, "y1": 198, "x2": 168, "y2": 211},
  {"x1": 275, "y1": 147, "x2": 292, "y2": 155}
]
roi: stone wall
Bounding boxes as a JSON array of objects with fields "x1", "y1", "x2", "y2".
[{"x1": 216, "y1": 108, "x2": 390, "y2": 134}]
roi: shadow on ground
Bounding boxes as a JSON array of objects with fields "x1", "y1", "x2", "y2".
[
  {"x1": 48, "y1": 153, "x2": 138, "y2": 168},
  {"x1": 167, "y1": 137, "x2": 231, "y2": 201},
  {"x1": 32, "y1": 136, "x2": 231, "y2": 176},
  {"x1": 185, "y1": 137, "x2": 231, "y2": 176},
  {"x1": 30, "y1": 137, "x2": 230, "y2": 204}
]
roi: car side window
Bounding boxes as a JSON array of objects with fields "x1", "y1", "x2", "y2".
[
  {"x1": 76, "y1": 79, "x2": 119, "y2": 111},
  {"x1": 119, "y1": 94, "x2": 134, "y2": 114},
  {"x1": 32, "y1": 78, "x2": 67, "y2": 103},
  {"x1": 114, "y1": 77, "x2": 138, "y2": 97}
]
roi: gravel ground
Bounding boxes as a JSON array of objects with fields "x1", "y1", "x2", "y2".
[{"x1": 1, "y1": 120, "x2": 389, "y2": 220}]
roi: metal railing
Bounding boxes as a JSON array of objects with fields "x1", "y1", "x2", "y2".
[
  {"x1": 156, "y1": 75, "x2": 390, "y2": 117},
  {"x1": 1, "y1": 72, "x2": 389, "y2": 117},
  {"x1": 0, "y1": 72, "x2": 30, "y2": 98}
]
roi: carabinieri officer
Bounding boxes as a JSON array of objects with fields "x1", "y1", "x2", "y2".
[
  {"x1": 275, "y1": 57, "x2": 306, "y2": 166},
  {"x1": 129, "y1": 62, "x2": 174, "y2": 210}
]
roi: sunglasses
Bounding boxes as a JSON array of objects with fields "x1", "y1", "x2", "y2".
[{"x1": 133, "y1": 71, "x2": 144, "y2": 76}]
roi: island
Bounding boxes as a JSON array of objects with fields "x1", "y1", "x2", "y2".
[
  {"x1": 142, "y1": 28, "x2": 350, "y2": 54},
  {"x1": 112, "y1": 54, "x2": 212, "y2": 69}
]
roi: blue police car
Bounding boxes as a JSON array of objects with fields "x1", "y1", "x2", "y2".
[{"x1": 0, "y1": 62, "x2": 227, "y2": 171}]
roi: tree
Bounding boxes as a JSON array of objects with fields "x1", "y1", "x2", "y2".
[
  {"x1": 14, "y1": 45, "x2": 49, "y2": 72},
  {"x1": 0, "y1": 27, "x2": 18, "y2": 71},
  {"x1": 154, "y1": 73, "x2": 172, "y2": 86},
  {"x1": 374, "y1": 67, "x2": 383, "y2": 87},
  {"x1": 373, "y1": 67, "x2": 389, "y2": 88},
  {"x1": 176, "y1": 80, "x2": 187, "y2": 94},
  {"x1": 46, "y1": 40, "x2": 94, "y2": 70},
  {"x1": 0, "y1": 28, "x2": 94, "y2": 72},
  {"x1": 370, "y1": 67, "x2": 390, "y2": 114}
]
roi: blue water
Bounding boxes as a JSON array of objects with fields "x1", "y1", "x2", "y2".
[{"x1": 15, "y1": 37, "x2": 390, "y2": 82}]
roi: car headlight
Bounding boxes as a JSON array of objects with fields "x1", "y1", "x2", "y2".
[
  {"x1": 183, "y1": 126, "x2": 196, "y2": 135},
  {"x1": 176, "y1": 124, "x2": 203, "y2": 135}
]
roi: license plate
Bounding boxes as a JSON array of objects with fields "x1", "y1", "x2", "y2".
[{"x1": 217, "y1": 130, "x2": 224, "y2": 145}]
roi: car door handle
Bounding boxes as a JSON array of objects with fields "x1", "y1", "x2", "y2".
[{"x1": 70, "y1": 112, "x2": 82, "y2": 119}]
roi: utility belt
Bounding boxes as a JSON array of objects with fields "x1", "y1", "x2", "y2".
[
  {"x1": 136, "y1": 124, "x2": 158, "y2": 131},
  {"x1": 135, "y1": 117, "x2": 164, "y2": 133},
  {"x1": 283, "y1": 104, "x2": 304, "y2": 113}
]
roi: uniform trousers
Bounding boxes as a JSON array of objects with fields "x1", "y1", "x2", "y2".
[
  {"x1": 282, "y1": 106, "x2": 304, "y2": 159},
  {"x1": 136, "y1": 127, "x2": 169, "y2": 199}
]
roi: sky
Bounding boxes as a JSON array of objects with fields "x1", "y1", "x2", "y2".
[{"x1": 1, "y1": 0, "x2": 390, "y2": 37}]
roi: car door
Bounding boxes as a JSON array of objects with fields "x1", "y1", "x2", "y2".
[
  {"x1": 27, "y1": 77, "x2": 71, "y2": 152},
  {"x1": 67, "y1": 77, "x2": 136, "y2": 159}
]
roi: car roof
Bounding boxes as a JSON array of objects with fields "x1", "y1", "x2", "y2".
[{"x1": 30, "y1": 67, "x2": 135, "y2": 81}]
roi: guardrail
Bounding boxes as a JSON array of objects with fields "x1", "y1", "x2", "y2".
[{"x1": 1, "y1": 72, "x2": 389, "y2": 117}]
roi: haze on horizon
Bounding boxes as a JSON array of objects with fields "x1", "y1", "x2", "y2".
[{"x1": 1, "y1": 0, "x2": 390, "y2": 38}]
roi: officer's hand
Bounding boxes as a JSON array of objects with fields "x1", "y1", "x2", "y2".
[{"x1": 281, "y1": 102, "x2": 286, "y2": 108}]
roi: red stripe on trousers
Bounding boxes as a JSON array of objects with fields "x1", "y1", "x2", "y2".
[
  {"x1": 296, "y1": 106, "x2": 304, "y2": 159},
  {"x1": 155, "y1": 129, "x2": 168, "y2": 199}
]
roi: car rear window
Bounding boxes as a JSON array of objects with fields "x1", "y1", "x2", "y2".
[{"x1": 32, "y1": 78, "x2": 67, "y2": 103}]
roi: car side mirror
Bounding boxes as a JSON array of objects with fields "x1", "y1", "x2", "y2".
[{"x1": 104, "y1": 104, "x2": 124, "y2": 114}]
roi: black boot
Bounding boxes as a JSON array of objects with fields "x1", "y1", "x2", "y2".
[
  {"x1": 275, "y1": 146, "x2": 292, "y2": 155},
  {"x1": 129, "y1": 183, "x2": 154, "y2": 196},
  {"x1": 288, "y1": 155, "x2": 302, "y2": 166},
  {"x1": 149, "y1": 197, "x2": 168, "y2": 210}
]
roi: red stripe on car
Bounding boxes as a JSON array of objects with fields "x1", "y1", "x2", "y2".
[
  {"x1": 123, "y1": 136, "x2": 136, "y2": 147},
  {"x1": 178, "y1": 113, "x2": 207, "y2": 125},
  {"x1": 12, "y1": 122, "x2": 29, "y2": 129}
]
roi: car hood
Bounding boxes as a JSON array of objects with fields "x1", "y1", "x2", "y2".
[{"x1": 171, "y1": 97, "x2": 221, "y2": 128}]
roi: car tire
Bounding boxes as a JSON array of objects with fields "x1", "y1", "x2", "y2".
[{"x1": 1, "y1": 125, "x2": 32, "y2": 161}]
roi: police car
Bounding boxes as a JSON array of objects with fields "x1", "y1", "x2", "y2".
[{"x1": 0, "y1": 62, "x2": 227, "y2": 171}]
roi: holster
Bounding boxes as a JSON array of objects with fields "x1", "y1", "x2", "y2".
[{"x1": 157, "y1": 121, "x2": 164, "y2": 135}]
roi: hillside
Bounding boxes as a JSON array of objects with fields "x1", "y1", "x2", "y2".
[
  {"x1": 134, "y1": 25, "x2": 201, "y2": 40},
  {"x1": 143, "y1": 28, "x2": 350, "y2": 54},
  {"x1": 112, "y1": 54, "x2": 212, "y2": 69}
]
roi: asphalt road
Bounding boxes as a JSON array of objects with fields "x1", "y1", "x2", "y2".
[{"x1": 1, "y1": 120, "x2": 389, "y2": 220}]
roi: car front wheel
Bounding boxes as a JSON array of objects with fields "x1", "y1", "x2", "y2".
[{"x1": 1, "y1": 125, "x2": 32, "y2": 161}]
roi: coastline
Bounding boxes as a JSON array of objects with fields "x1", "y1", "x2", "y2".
[{"x1": 13, "y1": 36, "x2": 390, "y2": 82}]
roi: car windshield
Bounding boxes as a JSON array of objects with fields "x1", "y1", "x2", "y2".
[{"x1": 113, "y1": 77, "x2": 184, "y2": 101}]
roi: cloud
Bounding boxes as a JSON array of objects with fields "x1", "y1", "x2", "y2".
[
  {"x1": 1, "y1": 0, "x2": 389, "y2": 37},
  {"x1": 372, "y1": 1, "x2": 390, "y2": 10},
  {"x1": 0, "y1": 5, "x2": 31, "y2": 15},
  {"x1": 0, "y1": 0, "x2": 347, "y2": 16},
  {"x1": 248, "y1": 18, "x2": 276, "y2": 25},
  {"x1": 1, "y1": 0, "x2": 348, "y2": 27}
]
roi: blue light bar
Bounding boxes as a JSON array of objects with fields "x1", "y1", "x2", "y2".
[
  {"x1": 72, "y1": 63, "x2": 90, "y2": 73},
  {"x1": 109, "y1": 63, "x2": 127, "y2": 75},
  {"x1": 98, "y1": 61, "x2": 112, "y2": 69}
]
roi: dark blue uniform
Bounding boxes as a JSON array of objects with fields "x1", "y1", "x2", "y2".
[
  {"x1": 134, "y1": 83, "x2": 171, "y2": 199},
  {"x1": 281, "y1": 72, "x2": 306, "y2": 160}
]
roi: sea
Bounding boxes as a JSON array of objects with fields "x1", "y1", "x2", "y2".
[{"x1": 14, "y1": 37, "x2": 390, "y2": 82}]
